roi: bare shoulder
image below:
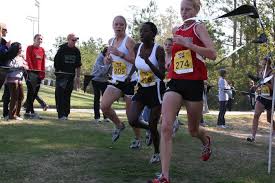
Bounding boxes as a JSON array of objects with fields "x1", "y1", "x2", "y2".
[
  {"x1": 195, "y1": 23, "x2": 208, "y2": 32},
  {"x1": 127, "y1": 36, "x2": 136, "y2": 45},
  {"x1": 126, "y1": 36, "x2": 136, "y2": 48}
]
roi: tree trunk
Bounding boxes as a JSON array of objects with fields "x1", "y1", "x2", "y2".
[{"x1": 232, "y1": 0, "x2": 237, "y2": 68}]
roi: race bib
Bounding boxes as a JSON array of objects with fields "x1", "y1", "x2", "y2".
[
  {"x1": 140, "y1": 70, "x2": 155, "y2": 84},
  {"x1": 260, "y1": 85, "x2": 270, "y2": 96},
  {"x1": 174, "y1": 50, "x2": 193, "y2": 74},
  {"x1": 112, "y1": 61, "x2": 127, "y2": 76}
]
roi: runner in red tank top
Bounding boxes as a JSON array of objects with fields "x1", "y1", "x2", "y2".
[
  {"x1": 168, "y1": 22, "x2": 207, "y2": 80},
  {"x1": 150, "y1": 0, "x2": 217, "y2": 182}
]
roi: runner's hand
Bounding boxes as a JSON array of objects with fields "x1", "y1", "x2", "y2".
[
  {"x1": 104, "y1": 54, "x2": 112, "y2": 64},
  {"x1": 173, "y1": 35, "x2": 191, "y2": 48},
  {"x1": 108, "y1": 46, "x2": 121, "y2": 57}
]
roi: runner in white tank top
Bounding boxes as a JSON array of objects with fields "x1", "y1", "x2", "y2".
[
  {"x1": 100, "y1": 16, "x2": 141, "y2": 144},
  {"x1": 127, "y1": 22, "x2": 166, "y2": 164}
]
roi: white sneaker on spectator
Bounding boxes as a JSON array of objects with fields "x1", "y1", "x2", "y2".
[
  {"x1": 30, "y1": 113, "x2": 42, "y2": 119},
  {"x1": 217, "y1": 125, "x2": 227, "y2": 129},
  {"x1": 59, "y1": 116, "x2": 67, "y2": 121},
  {"x1": 200, "y1": 122, "x2": 208, "y2": 127},
  {"x1": 95, "y1": 118, "x2": 101, "y2": 123},
  {"x1": 15, "y1": 116, "x2": 23, "y2": 121},
  {"x1": 103, "y1": 118, "x2": 111, "y2": 123},
  {"x1": 3, "y1": 116, "x2": 9, "y2": 121}
]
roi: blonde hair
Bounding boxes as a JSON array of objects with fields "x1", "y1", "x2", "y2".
[
  {"x1": 186, "y1": 0, "x2": 201, "y2": 13},
  {"x1": 113, "y1": 15, "x2": 127, "y2": 28}
]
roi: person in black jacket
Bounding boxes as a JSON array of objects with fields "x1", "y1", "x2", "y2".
[
  {"x1": 54, "y1": 33, "x2": 81, "y2": 120},
  {"x1": 0, "y1": 23, "x2": 17, "y2": 119}
]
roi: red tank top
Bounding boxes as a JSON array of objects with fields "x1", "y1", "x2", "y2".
[{"x1": 168, "y1": 22, "x2": 207, "y2": 80}]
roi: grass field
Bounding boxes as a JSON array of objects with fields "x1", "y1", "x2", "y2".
[
  {"x1": 0, "y1": 111, "x2": 274, "y2": 183},
  {"x1": 0, "y1": 85, "x2": 126, "y2": 109}
]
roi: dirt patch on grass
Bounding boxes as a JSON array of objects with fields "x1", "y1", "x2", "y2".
[{"x1": 27, "y1": 149, "x2": 99, "y2": 183}]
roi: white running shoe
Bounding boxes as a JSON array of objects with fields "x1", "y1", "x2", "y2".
[
  {"x1": 145, "y1": 130, "x2": 152, "y2": 146},
  {"x1": 217, "y1": 125, "x2": 227, "y2": 129},
  {"x1": 112, "y1": 123, "x2": 125, "y2": 142},
  {"x1": 129, "y1": 138, "x2": 141, "y2": 149},
  {"x1": 150, "y1": 153, "x2": 160, "y2": 164},
  {"x1": 172, "y1": 118, "x2": 180, "y2": 137},
  {"x1": 59, "y1": 116, "x2": 67, "y2": 121},
  {"x1": 95, "y1": 119, "x2": 101, "y2": 123},
  {"x1": 15, "y1": 116, "x2": 23, "y2": 121}
]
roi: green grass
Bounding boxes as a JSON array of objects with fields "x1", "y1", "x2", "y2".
[
  {"x1": 0, "y1": 85, "x2": 126, "y2": 109},
  {"x1": 0, "y1": 112, "x2": 274, "y2": 183}
]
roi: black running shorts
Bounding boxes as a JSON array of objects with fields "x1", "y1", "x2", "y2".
[
  {"x1": 132, "y1": 81, "x2": 165, "y2": 108},
  {"x1": 165, "y1": 79, "x2": 204, "y2": 101}
]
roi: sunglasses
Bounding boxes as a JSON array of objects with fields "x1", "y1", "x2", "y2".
[
  {"x1": 2, "y1": 28, "x2": 7, "y2": 31},
  {"x1": 72, "y1": 39, "x2": 78, "y2": 42}
]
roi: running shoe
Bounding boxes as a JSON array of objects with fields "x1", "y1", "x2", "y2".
[
  {"x1": 112, "y1": 123, "x2": 125, "y2": 142},
  {"x1": 103, "y1": 118, "x2": 111, "y2": 123},
  {"x1": 30, "y1": 113, "x2": 43, "y2": 119},
  {"x1": 148, "y1": 174, "x2": 170, "y2": 183},
  {"x1": 149, "y1": 153, "x2": 160, "y2": 164},
  {"x1": 3, "y1": 116, "x2": 9, "y2": 121},
  {"x1": 129, "y1": 138, "x2": 141, "y2": 149},
  {"x1": 201, "y1": 136, "x2": 211, "y2": 161},
  {"x1": 15, "y1": 116, "x2": 23, "y2": 121},
  {"x1": 200, "y1": 122, "x2": 208, "y2": 127},
  {"x1": 145, "y1": 130, "x2": 152, "y2": 146},
  {"x1": 247, "y1": 136, "x2": 255, "y2": 142},
  {"x1": 172, "y1": 118, "x2": 180, "y2": 137},
  {"x1": 94, "y1": 118, "x2": 101, "y2": 123},
  {"x1": 59, "y1": 116, "x2": 67, "y2": 121},
  {"x1": 43, "y1": 105, "x2": 49, "y2": 111},
  {"x1": 217, "y1": 125, "x2": 227, "y2": 129},
  {"x1": 23, "y1": 112, "x2": 32, "y2": 119}
]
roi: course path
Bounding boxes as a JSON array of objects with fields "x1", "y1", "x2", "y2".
[{"x1": 37, "y1": 108, "x2": 256, "y2": 115}]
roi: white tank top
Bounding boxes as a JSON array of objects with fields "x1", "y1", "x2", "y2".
[
  {"x1": 135, "y1": 43, "x2": 160, "y2": 87},
  {"x1": 110, "y1": 35, "x2": 137, "y2": 82}
]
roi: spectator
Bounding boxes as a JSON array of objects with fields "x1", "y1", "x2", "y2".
[
  {"x1": 0, "y1": 22, "x2": 15, "y2": 120},
  {"x1": 24, "y1": 34, "x2": 46, "y2": 119},
  {"x1": 217, "y1": 69, "x2": 231, "y2": 128},
  {"x1": 54, "y1": 33, "x2": 81, "y2": 120},
  {"x1": 6, "y1": 42, "x2": 28, "y2": 120},
  {"x1": 91, "y1": 47, "x2": 111, "y2": 123}
]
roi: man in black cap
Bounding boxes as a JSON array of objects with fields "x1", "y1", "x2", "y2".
[{"x1": 54, "y1": 33, "x2": 82, "y2": 120}]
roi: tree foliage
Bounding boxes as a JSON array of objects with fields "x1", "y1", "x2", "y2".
[{"x1": 49, "y1": 0, "x2": 274, "y2": 110}]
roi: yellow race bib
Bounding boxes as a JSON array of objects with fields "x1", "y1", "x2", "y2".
[
  {"x1": 112, "y1": 61, "x2": 127, "y2": 76},
  {"x1": 174, "y1": 50, "x2": 193, "y2": 74},
  {"x1": 260, "y1": 85, "x2": 270, "y2": 96},
  {"x1": 140, "y1": 70, "x2": 155, "y2": 85}
]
